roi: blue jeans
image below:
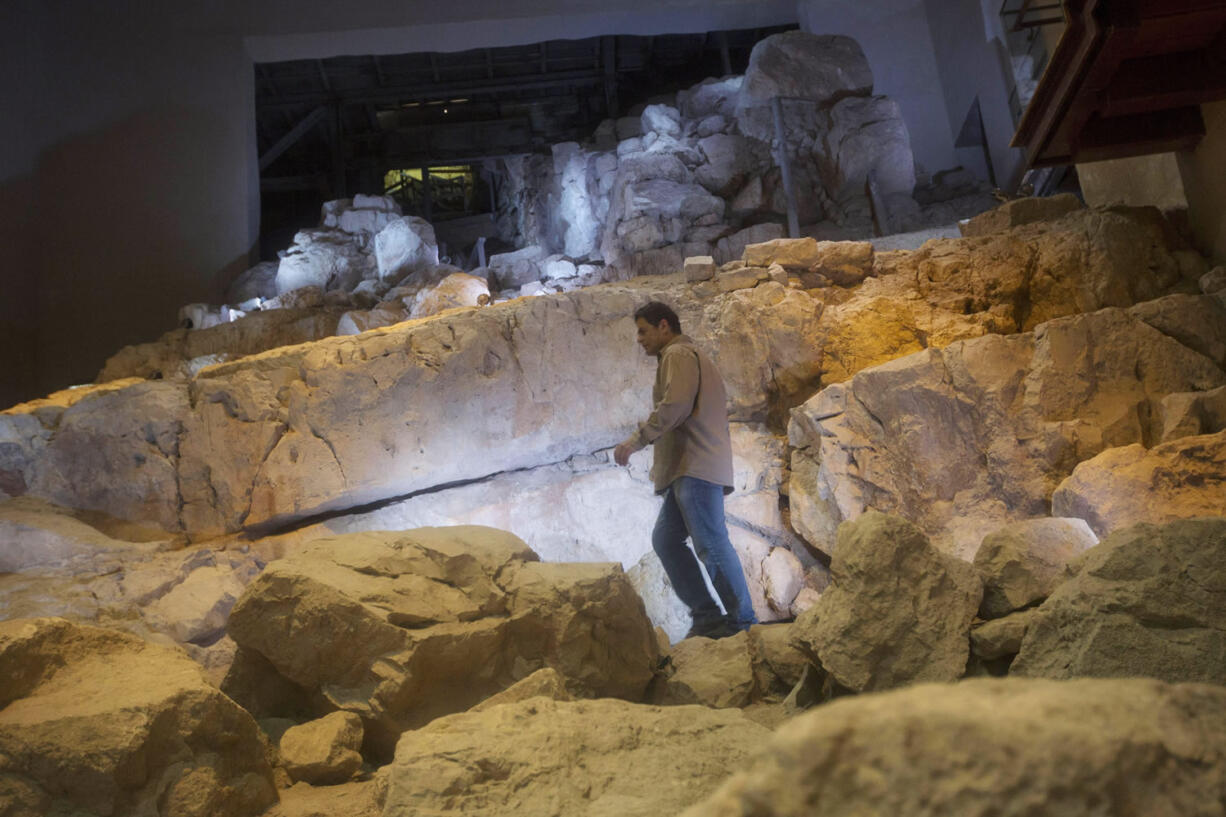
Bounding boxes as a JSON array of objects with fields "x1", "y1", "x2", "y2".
[{"x1": 652, "y1": 476, "x2": 757, "y2": 630}]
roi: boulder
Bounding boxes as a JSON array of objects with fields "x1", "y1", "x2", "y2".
[
  {"x1": 225, "y1": 527, "x2": 659, "y2": 754},
  {"x1": 551, "y1": 142, "x2": 602, "y2": 258},
  {"x1": 817, "y1": 96, "x2": 916, "y2": 201},
  {"x1": 789, "y1": 301, "x2": 1226, "y2": 558},
  {"x1": 1012, "y1": 517, "x2": 1226, "y2": 684},
  {"x1": 970, "y1": 607, "x2": 1041, "y2": 661},
  {"x1": 373, "y1": 216, "x2": 439, "y2": 281},
  {"x1": 1156, "y1": 385, "x2": 1226, "y2": 442},
  {"x1": 487, "y1": 245, "x2": 547, "y2": 289},
  {"x1": 694, "y1": 134, "x2": 768, "y2": 198},
  {"x1": 276, "y1": 229, "x2": 373, "y2": 294},
  {"x1": 382, "y1": 697, "x2": 771, "y2": 817},
  {"x1": 684, "y1": 255, "x2": 716, "y2": 282},
  {"x1": 681, "y1": 677, "x2": 1226, "y2": 817},
  {"x1": 736, "y1": 32, "x2": 874, "y2": 141},
  {"x1": 973, "y1": 517, "x2": 1098, "y2": 618},
  {"x1": 1202, "y1": 265, "x2": 1226, "y2": 294},
  {"x1": 960, "y1": 193, "x2": 1084, "y2": 237},
  {"x1": 1052, "y1": 432, "x2": 1226, "y2": 537},
  {"x1": 678, "y1": 75, "x2": 743, "y2": 121},
  {"x1": 744, "y1": 237, "x2": 874, "y2": 285},
  {"x1": 227, "y1": 260, "x2": 279, "y2": 304},
  {"x1": 1129, "y1": 291, "x2": 1226, "y2": 369},
  {"x1": 261, "y1": 781, "x2": 380, "y2": 817},
  {"x1": 279, "y1": 712, "x2": 364, "y2": 785},
  {"x1": 641, "y1": 104, "x2": 682, "y2": 137},
  {"x1": 0, "y1": 618, "x2": 276, "y2": 817},
  {"x1": 655, "y1": 631, "x2": 757, "y2": 708},
  {"x1": 407, "y1": 272, "x2": 489, "y2": 319},
  {"x1": 264, "y1": 285, "x2": 325, "y2": 311},
  {"x1": 336, "y1": 304, "x2": 407, "y2": 335},
  {"x1": 792, "y1": 512, "x2": 981, "y2": 692}
]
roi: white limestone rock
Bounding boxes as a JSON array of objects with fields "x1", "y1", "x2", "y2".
[
  {"x1": 960, "y1": 193, "x2": 1084, "y2": 237},
  {"x1": 736, "y1": 32, "x2": 874, "y2": 141},
  {"x1": 694, "y1": 133, "x2": 769, "y2": 198},
  {"x1": 276, "y1": 229, "x2": 374, "y2": 294},
  {"x1": 487, "y1": 244, "x2": 547, "y2": 289},
  {"x1": 227, "y1": 260, "x2": 279, "y2": 304},
  {"x1": 678, "y1": 75, "x2": 743, "y2": 121},
  {"x1": 714, "y1": 223, "x2": 785, "y2": 266},
  {"x1": 641, "y1": 104, "x2": 682, "y2": 137},
  {"x1": 817, "y1": 95, "x2": 916, "y2": 201},
  {"x1": 373, "y1": 216, "x2": 439, "y2": 281},
  {"x1": 407, "y1": 272, "x2": 488, "y2": 319}
]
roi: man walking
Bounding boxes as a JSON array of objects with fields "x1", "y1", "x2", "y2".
[{"x1": 613, "y1": 301, "x2": 757, "y2": 639}]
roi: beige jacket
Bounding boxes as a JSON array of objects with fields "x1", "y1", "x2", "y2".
[{"x1": 622, "y1": 334, "x2": 734, "y2": 494}]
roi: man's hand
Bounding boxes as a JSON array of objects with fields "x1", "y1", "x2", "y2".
[{"x1": 613, "y1": 441, "x2": 634, "y2": 467}]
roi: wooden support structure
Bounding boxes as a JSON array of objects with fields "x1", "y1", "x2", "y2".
[{"x1": 259, "y1": 105, "x2": 328, "y2": 171}]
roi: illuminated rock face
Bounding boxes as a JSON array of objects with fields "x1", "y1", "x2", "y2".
[
  {"x1": 789, "y1": 296, "x2": 1226, "y2": 559},
  {"x1": 0, "y1": 617, "x2": 276, "y2": 817},
  {"x1": 223, "y1": 526, "x2": 659, "y2": 755},
  {"x1": 382, "y1": 697, "x2": 771, "y2": 817},
  {"x1": 681, "y1": 678, "x2": 1226, "y2": 817}
]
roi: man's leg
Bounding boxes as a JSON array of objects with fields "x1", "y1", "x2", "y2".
[
  {"x1": 672, "y1": 476, "x2": 758, "y2": 630},
  {"x1": 652, "y1": 484, "x2": 725, "y2": 630}
]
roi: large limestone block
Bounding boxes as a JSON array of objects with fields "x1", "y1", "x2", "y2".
[
  {"x1": 1129, "y1": 291, "x2": 1226, "y2": 369},
  {"x1": 552, "y1": 141, "x2": 602, "y2": 258},
  {"x1": 1157, "y1": 385, "x2": 1226, "y2": 441},
  {"x1": 1012, "y1": 517, "x2": 1226, "y2": 684},
  {"x1": 226, "y1": 527, "x2": 658, "y2": 752},
  {"x1": 276, "y1": 229, "x2": 373, "y2": 294},
  {"x1": 487, "y1": 244, "x2": 546, "y2": 289},
  {"x1": 736, "y1": 32, "x2": 873, "y2": 140},
  {"x1": 960, "y1": 193, "x2": 1084, "y2": 237},
  {"x1": 1052, "y1": 433, "x2": 1226, "y2": 536},
  {"x1": 678, "y1": 75, "x2": 743, "y2": 121},
  {"x1": 0, "y1": 496, "x2": 150, "y2": 573},
  {"x1": 656, "y1": 631, "x2": 757, "y2": 708},
  {"x1": 793, "y1": 512, "x2": 981, "y2": 692},
  {"x1": 681, "y1": 677, "x2": 1226, "y2": 817},
  {"x1": 714, "y1": 223, "x2": 785, "y2": 265},
  {"x1": 374, "y1": 216, "x2": 439, "y2": 281},
  {"x1": 0, "y1": 618, "x2": 275, "y2": 817},
  {"x1": 227, "y1": 260, "x2": 279, "y2": 304},
  {"x1": 973, "y1": 517, "x2": 1098, "y2": 618},
  {"x1": 789, "y1": 303, "x2": 1226, "y2": 557},
  {"x1": 383, "y1": 697, "x2": 771, "y2": 817}
]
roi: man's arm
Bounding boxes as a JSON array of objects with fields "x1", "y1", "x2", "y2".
[{"x1": 614, "y1": 347, "x2": 699, "y2": 466}]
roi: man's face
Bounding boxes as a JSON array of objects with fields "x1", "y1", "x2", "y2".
[{"x1": 635, "y1": 317, "x2": 673, "y2": 356}]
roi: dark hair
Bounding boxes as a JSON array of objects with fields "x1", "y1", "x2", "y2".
[{"x1": 634, "y1": 301, "x2": 681, "y2": 333}]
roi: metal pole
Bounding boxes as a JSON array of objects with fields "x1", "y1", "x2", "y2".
[{"x1": 771, "y1": 97, "x2": 800, "y2": 239}]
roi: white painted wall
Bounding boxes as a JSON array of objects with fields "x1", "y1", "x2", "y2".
[
  {"x1": 796, "y1": 0, "x2": 956, "y2": 177},
  {"x1": 922, "y1": 0, "x2": 1026, "y2": 189}
]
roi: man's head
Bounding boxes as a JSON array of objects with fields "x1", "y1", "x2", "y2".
[{"x1": 633, "y1": 301, "x2": 681, "y2": 356}]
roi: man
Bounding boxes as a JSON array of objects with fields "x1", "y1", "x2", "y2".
[{"x1": 613, "y1": 301, "x2": 757, "y2": 639}]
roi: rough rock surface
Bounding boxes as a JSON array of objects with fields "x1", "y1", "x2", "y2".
[
  {"x1": 682, "y1": 678, "x2": 1226, "y2": 817},
  {"x1": 971, "y1": 608, "x2": 1041, "y2": 661},
  {"x1": 276, "y1": 229, "x2": 373, "y2": 295},
  {"x1": 960, "y1": 193, "x2": 1084, "y2": 237},
  {"x1": 406, "y1": 272, "x2": 489, "y2": 318},
  {"x1": 224, "y1": 527, "x2": 659, "y2": 753},
  {"x1": 790, "y1": 299, "x2": 1226, "y2": 557},
  {"x1": 1012, "y1": 517, "x2": 1226, "y2": 684},
  {"x1": 793, "y1": 512, "x2": 981, "y2": 692},
  {"x1": 374, "y1": 216, "x2": 439, "y2": 280},
  {"x1": 1052, "y1": 432, "x2": 1226, "y2": 536},
  {"x1": 279, "y1": 711, "x2": 364, "y2": 785},
  {"x1": 97, "y1": 307, "x2": 344, "y2": 382},
  {"x1": 4, "y1": 283, "x2": 823, "y2": 540},
  {"x1": 973, "y1": 517, "x2": 1097, "y2": 618},
  {"x1": 0, "y1": 618, "x2": 276, "y2": 817},
  {"x1": 382, "y1": 697, "x2": 771, "y2": 817}
]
